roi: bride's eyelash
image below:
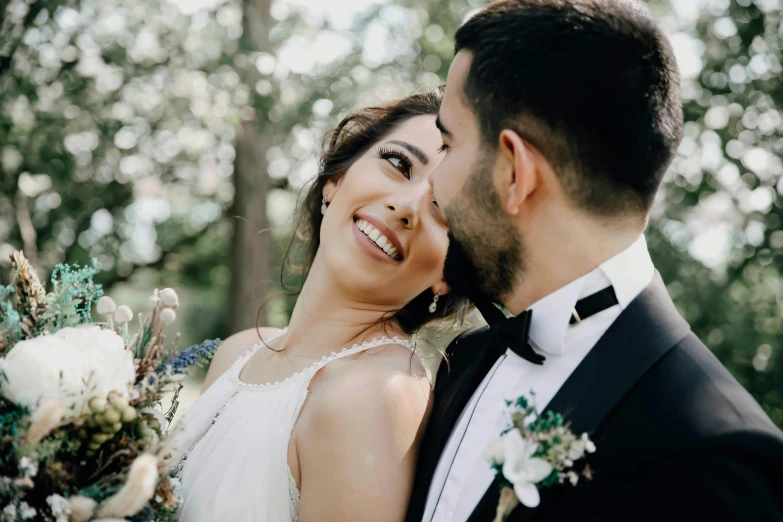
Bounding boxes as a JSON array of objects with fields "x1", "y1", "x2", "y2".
[{"x1": 377, "y1": 146, "x2": 413, "y2": 178}]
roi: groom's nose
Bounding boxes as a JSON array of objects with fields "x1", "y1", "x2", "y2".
[
  {"x1": 386, "y1": 182, "x2": 431, "y2": 230},
  {"x1": 428, "y1": 161, "x2": 447, "y2": 195}
]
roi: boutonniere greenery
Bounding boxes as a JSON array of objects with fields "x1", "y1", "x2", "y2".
[{"x1": 484, "y1": 394, "x2": 596, "y2": 522}]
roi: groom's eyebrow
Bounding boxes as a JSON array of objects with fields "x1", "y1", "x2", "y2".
[
  {"x1": 435, "y1": 114, "x2": 452, "y2": 139},
  {"x1": 387, "y1": 140, "x2": 429, "y2": 165}
]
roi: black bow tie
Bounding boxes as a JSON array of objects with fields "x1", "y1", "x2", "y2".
[
  {"x1": 494, "y1": 308, "x2": 541, "y2": 363},
  {"x1": 473, "y1": 286, "x2": 619, "y2": 365}
]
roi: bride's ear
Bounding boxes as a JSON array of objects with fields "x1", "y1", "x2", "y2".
[
  {"x1": 431, "y1": 281, "x2": 451, "y2": 298},
  {"x1": 323, "y1": 175, "x2": 344, "y2": 201}
]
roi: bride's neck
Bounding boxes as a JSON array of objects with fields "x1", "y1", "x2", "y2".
[{"x1": 283, "y1": 255, "x2": 405, "y2": 357}]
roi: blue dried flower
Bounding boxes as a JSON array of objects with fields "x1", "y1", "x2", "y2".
[{"x1": 160, "y1": 339, "x2": 222, "y2": 375}]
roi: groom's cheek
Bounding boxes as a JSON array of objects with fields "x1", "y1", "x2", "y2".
[{"x1": 428, "y1": 161, "x2": 450, "y2": 199}]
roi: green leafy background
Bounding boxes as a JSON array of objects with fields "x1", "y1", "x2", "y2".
[{"x1": 0, "y1": 0, "x2": 780, "y2": 427}]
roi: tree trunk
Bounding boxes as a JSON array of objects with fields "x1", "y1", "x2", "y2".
[{"x1": 227, "y1": 0, "x2": 274, "y2": 335}]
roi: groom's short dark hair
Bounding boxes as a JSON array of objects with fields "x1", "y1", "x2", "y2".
[{"x1": 454, "y1": 0, "x2": 683, "y2": 215}]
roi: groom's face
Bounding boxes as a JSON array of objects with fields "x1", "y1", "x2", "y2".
[{"x1": 429, "y1": 52, "x2": 525, "y2": 303}]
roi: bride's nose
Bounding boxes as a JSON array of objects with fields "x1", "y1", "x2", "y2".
[
  {"x1": 386, "y1": 183, "x2": 431, "y2": 230},
  {"x1": 387, "y1": 201, "x2": 418, "y2": 230}
]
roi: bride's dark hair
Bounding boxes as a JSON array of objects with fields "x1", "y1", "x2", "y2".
[{"x1": 276, "y1": 88, "x2": 472, "y2": 335}]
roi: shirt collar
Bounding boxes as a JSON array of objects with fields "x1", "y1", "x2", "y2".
[{"x1": 525, "y1": 234, "x2": 654, "y2": 356}]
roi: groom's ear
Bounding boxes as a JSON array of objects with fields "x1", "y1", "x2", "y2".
[{"x1": 498, "y1": 129, "x2": 538, "y2": 216}]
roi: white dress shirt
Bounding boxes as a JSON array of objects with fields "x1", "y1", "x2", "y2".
[{"x1": 422, "y1": 235, "x2": 655, "y2": 522}]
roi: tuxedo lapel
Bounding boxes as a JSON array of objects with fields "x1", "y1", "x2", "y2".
[
  {"x1": 466, "y1": 476, "x2": 503, "y2": 522},
  {"x1": 474, "y1": 274, "x2": 691, "y2": 522},
  {"x1": 407, "y1": 326, "x2": 500, "y2": 522},
  {"x1": 543, "y1": 273, "x2": 689, "y2": 435}
]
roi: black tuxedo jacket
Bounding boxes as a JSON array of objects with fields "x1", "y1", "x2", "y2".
[{"x1": 406, "y1": 274, "x2": 783, "y2": 522}]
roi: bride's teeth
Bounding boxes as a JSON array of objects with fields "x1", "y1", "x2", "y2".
[{"x1": 356, "y1": 218, "x2": 401, "y2": 260}]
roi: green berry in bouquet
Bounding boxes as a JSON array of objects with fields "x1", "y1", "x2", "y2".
[{"x1": 0, "y1": 252, "x2": 223, "y2": 521}]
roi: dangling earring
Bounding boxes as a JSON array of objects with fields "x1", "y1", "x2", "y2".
[
  {"x1": 321, "y1": 193, "x2": 329, "y2": 216},
  {"x1": 429, "y1": 292, "x2": 440, "y2": 314}
]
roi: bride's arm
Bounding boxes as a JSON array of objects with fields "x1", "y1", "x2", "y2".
[
  {"x1": 202, "y1": 327, "x2": 281, "y2": 390},
  {"x1": 296, "y1": 360, "x2": 433, "y2": 521}
]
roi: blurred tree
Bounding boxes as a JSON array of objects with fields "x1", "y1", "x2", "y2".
[
  {"x1": 0, "y1": 0, "x2": 245, "y2": 292},
  {"x1": 228, "y1": 0, "x2": 274, "y2": 334}
]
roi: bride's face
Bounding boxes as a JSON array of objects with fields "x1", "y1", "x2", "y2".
[{"x1": 320, "y1": 115, "x2": 450, "y2": 308}]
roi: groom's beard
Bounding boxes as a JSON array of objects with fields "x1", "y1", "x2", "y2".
[{"x1": 442, "y1": 164, "x2": 526, "y2": 305}]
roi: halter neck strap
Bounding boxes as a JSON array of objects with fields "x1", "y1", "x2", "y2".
[{"x1": 230, "y1": 331, "x2": 418, "y2": 390}]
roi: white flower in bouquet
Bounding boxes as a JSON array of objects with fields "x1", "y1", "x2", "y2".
[
  {"x1": 0, "y1": 325, "x2": 135, "y2": 416},
  {"x1": 46, "y1": 494, "x2": 71, "y2": 522},
  {"x1": 96, "y1": 454, "x2": 159, "y2": 518},
  {"x1": 114, "y1": 305, "x2": 133, "y2": 324},
  {"x1": 67, "y1": 496, "x2": 98, "y2": 522},
  {"x1": 25, "y1": 399, "x2": 64, "y2": 444},
  {"x1": 18, "y1": 456, "x2": 38, "y2": 478},
  {"x1": 159, "y1": 308, "x2": 176, "y2": 325},
  {"x1": 159, "y1": 288, "x2": 179, "y2": 307},
  {"x1": 19, "y1": 502, "x2": 36, "y2": 519},
  {"x1": 96, "y1": 296, "x2": 117, "y2": 315}
]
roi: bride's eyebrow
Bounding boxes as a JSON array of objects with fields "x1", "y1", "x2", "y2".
[{"x1": 385, "y1": 139, "x2": 429, "y2": 165}]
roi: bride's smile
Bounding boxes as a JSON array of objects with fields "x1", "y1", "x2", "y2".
[{"x1": 352, "y1": 215, "x2": 404, "y2": 262}]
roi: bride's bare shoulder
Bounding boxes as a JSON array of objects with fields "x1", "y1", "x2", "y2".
[
  {"x1": 203, "y1": 327, "x2": 282, "y2": 390},
  {"x1": 295, "y1": 344, "x2": 433, "y2": 510},
  {"x1": 304, "y1": 343, "x2": 433, "y2": 441}
]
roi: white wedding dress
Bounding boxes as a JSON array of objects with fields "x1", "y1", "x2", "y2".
[{"x1": 174, "y1": 329, "x2": 417, "y2": 522}]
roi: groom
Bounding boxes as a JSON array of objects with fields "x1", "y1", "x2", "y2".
[{"x1": 407, "y1": 1, "x2": 783, "y2": 521}]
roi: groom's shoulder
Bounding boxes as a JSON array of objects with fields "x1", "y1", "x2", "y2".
[
  {"x1": 430, "y1": 325, "x2": 495, "y2": 383},
  {"x1": 626, "y1": 331, "x2": 781, "y2": 442},
  {"x1": 445, "y1": 324, "x2": 493, "y2": 357}
]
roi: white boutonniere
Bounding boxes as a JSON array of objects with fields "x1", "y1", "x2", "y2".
[{"x1": 485, "y1": 394, "x2": 596, "y2": 522}]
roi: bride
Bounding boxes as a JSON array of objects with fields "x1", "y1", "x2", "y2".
[{"x1": 175, "y1": 88, "x2": 471, "y2": 522}]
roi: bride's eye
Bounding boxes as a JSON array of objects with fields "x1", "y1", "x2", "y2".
[{"x1": 377, "y1": 146, "x2": 413, "y2": 179}]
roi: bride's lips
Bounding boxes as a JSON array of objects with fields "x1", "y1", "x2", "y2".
[{"x1": 353, "y1": 213, "x2": 405, "y2": 262}]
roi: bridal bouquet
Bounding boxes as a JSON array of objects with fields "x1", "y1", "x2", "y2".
[{"x1": 0, "y1": 252, "x2": 220, "y2": 522}]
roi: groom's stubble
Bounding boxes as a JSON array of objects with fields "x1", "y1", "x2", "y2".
[{"x1": 442, "y1": 154, "x2": 526, "y2": 305}]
